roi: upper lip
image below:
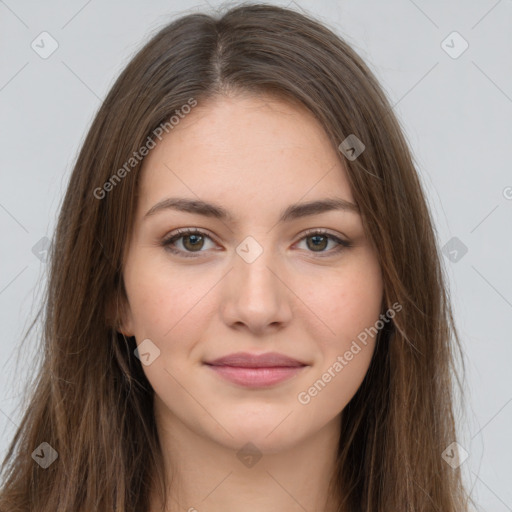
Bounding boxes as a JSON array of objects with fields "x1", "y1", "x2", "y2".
[{"x1": 205, "y1": 352, "x2": 307, "y2": 368}]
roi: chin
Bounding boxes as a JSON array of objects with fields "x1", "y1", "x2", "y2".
[{"x1": 208, "y1": 416, "x2": 308, "y2": 455}]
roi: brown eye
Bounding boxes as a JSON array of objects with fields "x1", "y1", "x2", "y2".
[
  {"x1": 306, "y1": 234, "x2": 329, "y2": 251},
  {"x1": 296, "y1": 230, "x2": 351, "y2": 257},
  {"x1": 162, "y1": 228, "x2": 351, "y2": 259},
  {"x1": 182, "y1": 233, "x2": 205, "y2": 251},
  {"x1": 161, "y1": 229, "x2": 216, "y2": 257}
]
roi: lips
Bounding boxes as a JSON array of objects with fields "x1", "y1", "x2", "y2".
[
  {"x1": 204, "y1": 352, "x2": 308, "y2": 388},
  {"x1": 205, "y1": 351, "x2": 307, "y2": 368}
]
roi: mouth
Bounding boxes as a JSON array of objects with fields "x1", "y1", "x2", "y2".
[{"x1": 203, "y1": 352, "x2": 309, "y2": 388}]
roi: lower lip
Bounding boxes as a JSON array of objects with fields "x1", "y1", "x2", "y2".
[{"x1": 206, "y1": 365, "x2": 306, "y2": 388}]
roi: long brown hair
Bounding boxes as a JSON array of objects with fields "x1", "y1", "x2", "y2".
[{"x1": 0, "y1": 3, "x2": 473, "y2": 511}]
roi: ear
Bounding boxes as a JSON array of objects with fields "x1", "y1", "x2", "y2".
[{"x1": 106, "y1": 287, "x2": 134, "y2": 337}]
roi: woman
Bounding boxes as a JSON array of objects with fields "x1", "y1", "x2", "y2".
[{"x1": 0, "y1": 3, "x2": 473, "y2": 511}]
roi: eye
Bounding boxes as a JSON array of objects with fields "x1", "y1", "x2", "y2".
[
  {"x1": 294, "y1": 229, "x2": 351, "y2": 257},
  {"x1": 161, "y1": 228, "x2": 351, "y2": 258},
  {"x1": 161, "y1": 228, "x2": 217, "y2": 258}
]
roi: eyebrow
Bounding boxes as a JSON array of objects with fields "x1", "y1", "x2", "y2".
[{"x1": 143, "y1": 196, "x2": 360, "y2": 223}]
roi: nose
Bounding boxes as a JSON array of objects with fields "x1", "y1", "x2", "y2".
[{"x1": 219, "y1": 240, "x2": 293, "y2": 335}]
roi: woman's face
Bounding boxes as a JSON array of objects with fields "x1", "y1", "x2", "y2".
[{"x1": 120, "y1": 94, "x2": 383, "y2": 453}]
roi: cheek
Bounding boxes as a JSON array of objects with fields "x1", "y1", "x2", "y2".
[
  {"x1": 123, "y1": 252, "x2": 216, "y2": 338},
  {"x1": 297, "y1": 255, "x2": 382, "y2": 411},
  {"x1": 306, "y1": 252, "x2": 383, "y2": 346},
  {"x1": 123, "y1": 256, "x2": 213, "y2": 387}
]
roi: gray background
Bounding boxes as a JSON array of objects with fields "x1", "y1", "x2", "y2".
[{"x1": 1, "y1": 1, "x2": 511, "y2": 510}]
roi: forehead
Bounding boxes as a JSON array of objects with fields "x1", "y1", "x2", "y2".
[{"x1": 136, "y1": 94, "x2": 354, "y2": 216}]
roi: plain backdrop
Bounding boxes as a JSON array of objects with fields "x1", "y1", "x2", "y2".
[{"x1": 1, "y1": 1, "x2": 511, "y2": 510}]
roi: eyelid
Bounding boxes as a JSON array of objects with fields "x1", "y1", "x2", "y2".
[{"x1": 298, "y1": 227, "x2": 349, "y2": 242}]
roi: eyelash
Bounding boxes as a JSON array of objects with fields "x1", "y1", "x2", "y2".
[{"x1": 160, "y1": 228, "x2": 352, "y2": 259}]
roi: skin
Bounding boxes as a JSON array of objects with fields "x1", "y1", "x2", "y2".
[{"x1": 119, "y1": 93, "x2": 383, "y2": 512}]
